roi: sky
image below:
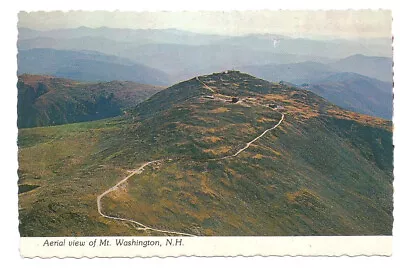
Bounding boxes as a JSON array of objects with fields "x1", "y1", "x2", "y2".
[{"x1": 18, "y1": 10, "x2": 392, "y2": 39}]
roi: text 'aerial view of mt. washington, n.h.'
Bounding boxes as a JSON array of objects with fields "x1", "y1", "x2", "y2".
[{"x1": 17, "y1": 10, "x2": 393, "y2": 237}]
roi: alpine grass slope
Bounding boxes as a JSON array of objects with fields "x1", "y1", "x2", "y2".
[{"x1": 18, "y1": 71, "x2": 393, "y2": 236}]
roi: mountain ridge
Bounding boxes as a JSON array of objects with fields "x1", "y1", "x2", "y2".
[
  {"x1": 329, "y1": 54, "x2": 392, "y2": 82},
  {"x1": 18, "y1": 71, "x2": 392, "y2": 236},
  {"x1": 17, "y1": 74, "x2": 164, "y2": 128},
  {"x1": 18, "y1": 26, "x2": 392, "y2": 57},
  {"x1": 303, "y1": 72, "x2": 392, "y2": 119},
  {"x1": 18, "y1": 48, "x2": 171, "y2": 85},
  {"x1": 238, "y1": 61, "x2": 392, "y2": 119}
]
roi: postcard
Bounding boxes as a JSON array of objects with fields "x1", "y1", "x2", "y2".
[{"x1": 16, "y1": 9, "x2": 393, "y2": 257}]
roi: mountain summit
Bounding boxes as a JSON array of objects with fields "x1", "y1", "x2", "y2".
[{"x1": 18, "y1": 71, "x2": 393, "y2": 236}]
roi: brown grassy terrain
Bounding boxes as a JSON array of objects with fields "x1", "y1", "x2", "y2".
[
  {"x1": 18, "y1": 71, "x2": 393, "y2": 236},
  {"x1": 18, "y1": 74, "x2": 164, "y2": 128}
]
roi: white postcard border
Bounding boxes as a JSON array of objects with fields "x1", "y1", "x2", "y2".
[
  {"x1": 1, "y1": 0, "x2": 398, "y2": 264},
  {"x1": 20, "y1": 236, "x2": 392, "y2": 257}
]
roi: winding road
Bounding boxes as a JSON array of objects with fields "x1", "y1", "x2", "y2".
[
  {"x1": 214, "y1": 113, "x2": 284, "y2": 160},
  {"x1": 96, "y1": 78, "x2": 285, "y2": 236},
  {"x1": 97, "y1": 160, "x2": 196, "y2": 236},
  {"x1": 196, "y1": 76, "x2": 215, "y2": 93}
]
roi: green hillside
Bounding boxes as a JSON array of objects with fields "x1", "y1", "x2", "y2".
[
  {"x1": 18, "y1": 74, "x2": 163, "y2": 128},
  {"x1": 18, "y1": 71, "x2": 393, "y2": 236}
]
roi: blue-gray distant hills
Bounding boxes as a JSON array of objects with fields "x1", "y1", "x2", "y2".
[
  {"x1": 17, "y1": 27, "x2": 393, "y2": 119},
  {"x1": 18, "y1": 27, "x2": 227, "y2": 45},
  {"x1": 238, "y1": 55, "x2": 392, "y2": 84},
  {"x1": 329, "y1": 54, "x2": 392, "y2": 82},
  {"x1": 18, "y1": 27, "x2": 392, "y2": 82},
  {"x1": 18, "y1": 37, "x2": 333, "y2": 82},
  {"x1": 238, "y1": 61, "x2": 337, "y2": 85},
  {"x1": 18, "y1": 27, "x2": 392, "y2": 58},
  {"x1": 303, "y1": 73, "x2": 392, "y2": 120},
  {"x1": 238, "y1": 61, "x2": 392, "y2": 119},
  {"x1": 18, "y1": 48, "x2": 171, "y2": 86}
]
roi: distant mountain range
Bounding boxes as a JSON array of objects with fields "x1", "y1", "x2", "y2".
[
  {"x1": 18, "y1": 39, "x2": 332, "y2": 82},
  {"x1": 238, "y1": 61, "x2": 337, "y2": 85},
  {"x1": 239, "y1": 54, "x2": 392, "y2": 83},
  {"x1": 17, "y1": 27, "x2": 393, "y2": 120},
  {"x1": 127, "y1": 43, "x2": 335, "y2": 82},
  {"x1": 18, "y1": 27, "x2": 227, "y2": 45},
  {"x1": 302, "y1": 73, "x2": 393, "y2": 119},
  {"x1": 18, "y1": 27, "x2": 392, "y2": 83},
  {"x1": 18, "y1": 27, "x2": 392, "y2": 58},
  {"x1": 215, "y1": 35, "x2": 392, "y2": 58},
  {"x1": 329, "y1": 54, "x2": 392, "y2": 82},
  {"x1": 238, "y1": 59, "x2": 393, "y2": 119},
  {"x1": 18, "y1": 49, "x2": 393, "y2": 120},
  {"x1": 17, "y1": 74, "x2": 163, "y2": 128},
  {"x1": 18, "y1": 48, "x2": 171, "y2": 85}
]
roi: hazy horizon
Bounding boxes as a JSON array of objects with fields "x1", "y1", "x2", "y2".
[{"x1": 18, "y1": 10, "x2": 392, "y2": 40}]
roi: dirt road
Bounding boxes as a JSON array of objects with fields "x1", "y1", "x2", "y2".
[{"x1": 96, "y1": 78, "x2": 285, "y2": 236}]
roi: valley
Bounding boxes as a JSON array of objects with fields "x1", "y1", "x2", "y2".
[{"x1": 17, "y1": 74, "x2": 164, "y2": 128}]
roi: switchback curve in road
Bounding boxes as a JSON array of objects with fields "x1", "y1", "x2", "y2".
[{"x1": 96, "y1": 78, "x2": 285, "y2": 236}]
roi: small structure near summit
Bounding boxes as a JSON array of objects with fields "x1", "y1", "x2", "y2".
[
  {"x1": 268, "y1": 103, "x2": 285, "y2": 110},
  {"x1": 269, "y1": 104, "x2": 277, "y2": 109}
]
